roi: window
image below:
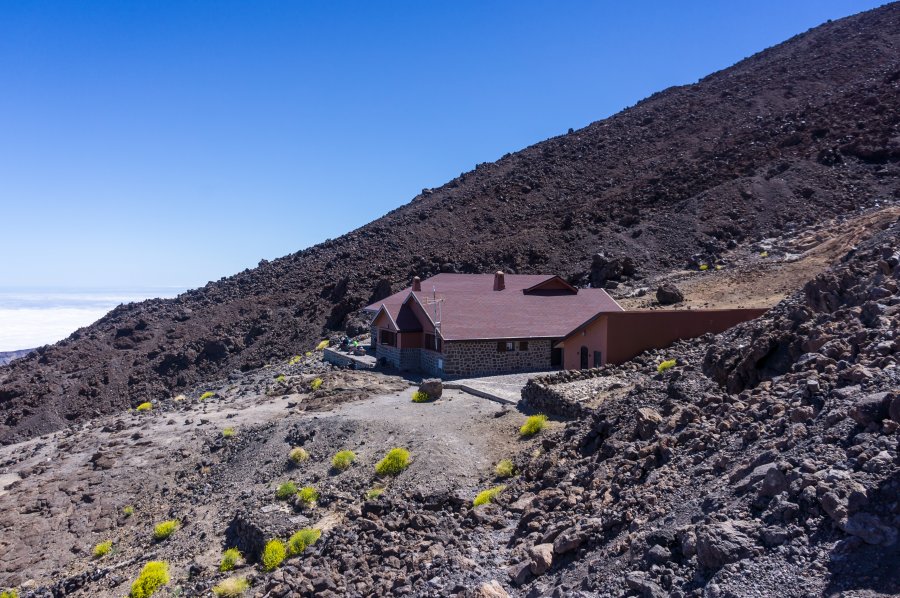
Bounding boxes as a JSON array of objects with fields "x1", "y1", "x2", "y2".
[
  {"x1": 380, "y1": 330, "x2": 396, "y2": 347},
  {"x1": 594, "y1": 351, "x2": 602, "y2": 367},
  {"x1": 424, "y1": 333, "x2": 443, "y2": 352},
  {"x1": 497, "y1": 341, "x2": 515, "y2": 352},
  {"x1": 519, "y1": 341, "x2": 529, "y2": 351}
]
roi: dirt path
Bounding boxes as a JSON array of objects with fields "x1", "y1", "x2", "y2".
[{"x1": 620, "y1": 206, "x2": 900, "y2": 310}]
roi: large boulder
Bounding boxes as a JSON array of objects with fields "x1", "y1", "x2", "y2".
[
  {"x1": 695, "y1": 521, "x2": 755, "y2": 570},
  {"x1": 418, "y1": 378, "x2": 443, "y2": 400},
  {"x1": 635, "y1": 407, "x2": 663, "y2": 440},
  {"x1": 590, "y1": 253, "x2": 636, "y2": 287},
  {"x1": 528, "y1": 543, "x2": 554, "y2": 575},
  {"x1": 656, "y1": 283, "x2": 685, "y2": 305}
]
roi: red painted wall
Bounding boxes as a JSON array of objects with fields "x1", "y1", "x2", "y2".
[{"x1": 561, "y1": 309, "x2": 767, "y2": 370}]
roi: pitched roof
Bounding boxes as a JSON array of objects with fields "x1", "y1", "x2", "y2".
[{"x1": 364, "y1": 273, "x2": 623, "y2": 341}]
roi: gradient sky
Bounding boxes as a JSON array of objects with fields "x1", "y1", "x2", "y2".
[{"x1": 0, "y1": 1, "x2": 885, "y2": 289}]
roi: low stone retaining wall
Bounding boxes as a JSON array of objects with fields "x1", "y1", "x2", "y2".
[
  {"x1": 323, "y1": 348, "x2": 375, "y2": 370},
  {"x1": 520, "y1": 367, "x2": 611, "y2": 418}
]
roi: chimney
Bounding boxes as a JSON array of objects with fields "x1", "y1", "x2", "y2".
[
  {"x1": 412, "y1": 276, "x2": 422, "y2": 292},
  {"x1": 493, "y1": 271, "x2": 505, "y2": 291}
]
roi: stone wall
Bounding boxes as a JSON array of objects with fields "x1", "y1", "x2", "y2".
[
  {"x1": 519, "y1": 367, "x2": 609, "y2": 418},
  {"x1": 420, "y1": 349, "x2": 444, "y2": 377},
  {"x1": 442, "y1": 339, "x2": 552, "y2": 377},
  {"x1": 376, "y1": 344, "x2": 401, "y2": 369}
]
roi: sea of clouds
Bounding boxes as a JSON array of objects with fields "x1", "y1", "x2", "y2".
[{"x1": 0, "y1": 288, "x2": 185, "y2": 352}]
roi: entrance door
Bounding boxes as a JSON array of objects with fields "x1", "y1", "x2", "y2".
[
  {"x1": 551, "y1": 347, "x2": 563, "y2": 368},
  {"x1": 580, "y1": 346, "x2": 589, "y2": 369},
  {"x1": 594, "y1": 351, "x2": 602, "y2": 367}
]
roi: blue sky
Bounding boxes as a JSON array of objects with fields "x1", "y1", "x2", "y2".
[{"x1": 0, "y1": 0, "x2": 885, "y2": 289}]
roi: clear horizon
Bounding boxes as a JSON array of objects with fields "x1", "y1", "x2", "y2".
[{"x1": 0, "y1": 1, "x2": 886, "y2": 291}]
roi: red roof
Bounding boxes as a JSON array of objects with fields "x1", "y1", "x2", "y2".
[{"x1": 364, "y1": 273, "x2": 623, "y2": 341}]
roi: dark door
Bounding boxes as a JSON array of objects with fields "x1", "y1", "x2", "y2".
[
  {"x1": 551, "y1": 347, "x2": 563, "y2": 368},
  {"x1": 580, "y1": 346, "x2": 589, "y2": 369},
  {"x1": 594, "y1": 351, "x2": 602, "y2": 367}
]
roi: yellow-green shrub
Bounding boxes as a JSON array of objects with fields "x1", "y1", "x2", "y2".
[
  {"x1": 760, "y1": 250, "x2": 769, "y2": 258},
  {"x1": 494, "y1": 459, "x2": 515, "y2": 478},
  {"x1": 212, "y1": 577, "x2": 249, "y2": 597},
  {"x1": 289, "y1": 355, "x2": 302, "y2": 365},
  {"x1": 93, "y1": 540, "x2": 112, "y2": 558},
  {"x1": 0, "y1": 590, "x2": 17, "y2": 598},
  {"x1": 310, "y1": 378, "x2": 323, "y2": 391},
  {"x1": 331, "y1": 450, "x2": 356, "y2": 471},
  {"x1": 220, "y1": 547, "x2": 242, "y2": 572},
  {"x1": 287, "y1": 528, "x2": 321, "y2": 556},
  {"x1": 657, "y1": 359, "x2": 677, "y2": 373},
  {"x1": 136, "y1": 402, "x2": 152, "y2": 412},
  {"x1": 365, "y1": 487, "x2": 384, "y2": 500},
  {"x1": 123, "y1": 505, "x2": 135, "y2": 517},
  {"x1": 315, "y1": 340, "x2": 329, "y2": 351},
  {"x1": 411, "y1": 390, "x2": 430, "y2": 403},
  {"x1": 296, "y1": 486, "x2": 319, "y2": 506},
  {"x1": 261, "y1": 539, "x2": 286, "y2": 571},
  {"x1": 375, "y1": 448, "x2": 410, "y2": 475},
  {"x1": 520, "y1": 414, "x2": 548, "y2": 437},
  {"x1": 274, "y1": 374, "x2": 286, "y2": 383},
  {"x1": 473, "y1": 485, "x2": 506, "y2": 507},
  {"x1": 699, "y1": 264, "x2": 709, "y2": 271},
  {"x1": 275, "y1": 481, "x2": 298, "y2": 500},
  {"x1": 222, "y1": 427, "x2": 236, "y2": 438},
  {"x1": 129, "y1": 561, "x2": 169, "y2": 598},
  {"x1": 199, "y1": 391, "x2": 215, "y2": 400},
  {"x1": 152, "y1": 520, "x2": 179, "y2": 542},
  {"x1": 305, "y1": 351, "x2": 313, "y2": 357},
  {"x1": 288, "y1": 447, "x2": 309, "y2": 464}
]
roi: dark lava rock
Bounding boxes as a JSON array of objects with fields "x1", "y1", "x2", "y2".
[{"x1": 656, "y1": 283, "x2": 685, "y2": 305}]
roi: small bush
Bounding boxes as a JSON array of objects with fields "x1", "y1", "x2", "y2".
[
  {"x1": 222, "y1": 427, "x2": 236, "y2": 438},
  {"x1": 289, "y1": 355, "x2": 302, "y2": 365},
  {"x1": 199, "y1": 391, "x2": 215, "y2": 400},
  {"x1": 129, "y1": 561, "x2": 170, "y2": 598},
  {"x1": 275, "y1": 481, "x2": 298, "y2": 500},
  {"x1": 315, "y1": 340, "x2": 329, "y2": 351},
  {"x1": 365, "y1": 487, "x2": 385, "y2": 500},
  {"x1": 274, "y1": 374, "x2": 286, "y2": 383},
  {"x1": 473, "y1": 485, "x2": 506, "y2": 507},
  {"x1": 519, "y1": 414, "x2": 548, "y2": 437},
  {"x1": 657, "y1": 359, "x2": 677, "y2": 374},
  {"x1": 220, "y1": 547, "x2": 242, "y2": 572},
  {"x1": 0, "y1": 590, "x2": 17, "y2": 598},
  {"x1": 494, "y1": 459, "x2": 515, "y2": 478},
  {"x1": 296, "y1": 486, "x2": 319, "y2": 506},
  {"x1": 305, "y1": 351, "x2": 313, "y2": 357},
  {"x1": 715, "y1": 264, "x2": 724, "y2": 271},
  {"x1": 135, "y1": 402, "x2": 152, "y2": 412},
  {"x1": 261, "y1": 539, "x2": 286, "y2": 571},
  {"x1": 698, "y1": 264, "x2": 709, "y2": 271},
  {"x1": 123, "y1": 505, "x2": 135, "y2": 517},
  {"x1": 288, "y1": 447, "x2": 309, "y2": 464},
  {"x1": 212, "y1": 577, "x2": 249, "y2": 597},
  {"x1": 153, "y1": 520, "x2": 179, "y2": 542},
  {"x1": 93, "y1": 540, "x2": 112, "y2": 558},
  {"x1": 411, "y1": 390, "x2": 430, "y2": 403},
  {"x1": 310, "y1": 378, "x2": 323, "y2": 391},
  {"x1": 287, "y1": 528, "x2": 321, "y2": 556},
  {"x1": 760, "y1": 250, "x2": 769, "y2": 258},
  {"x1": 331, "y1": 450, "x2": 356, "y2": 471},
  {"x1": 375, "y1": 448, "x2": 410, "y2": 475}
]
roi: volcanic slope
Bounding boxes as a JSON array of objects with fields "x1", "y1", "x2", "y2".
[{"x1": 3, "y1": 3, "x2": 900, "y2": 442}]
